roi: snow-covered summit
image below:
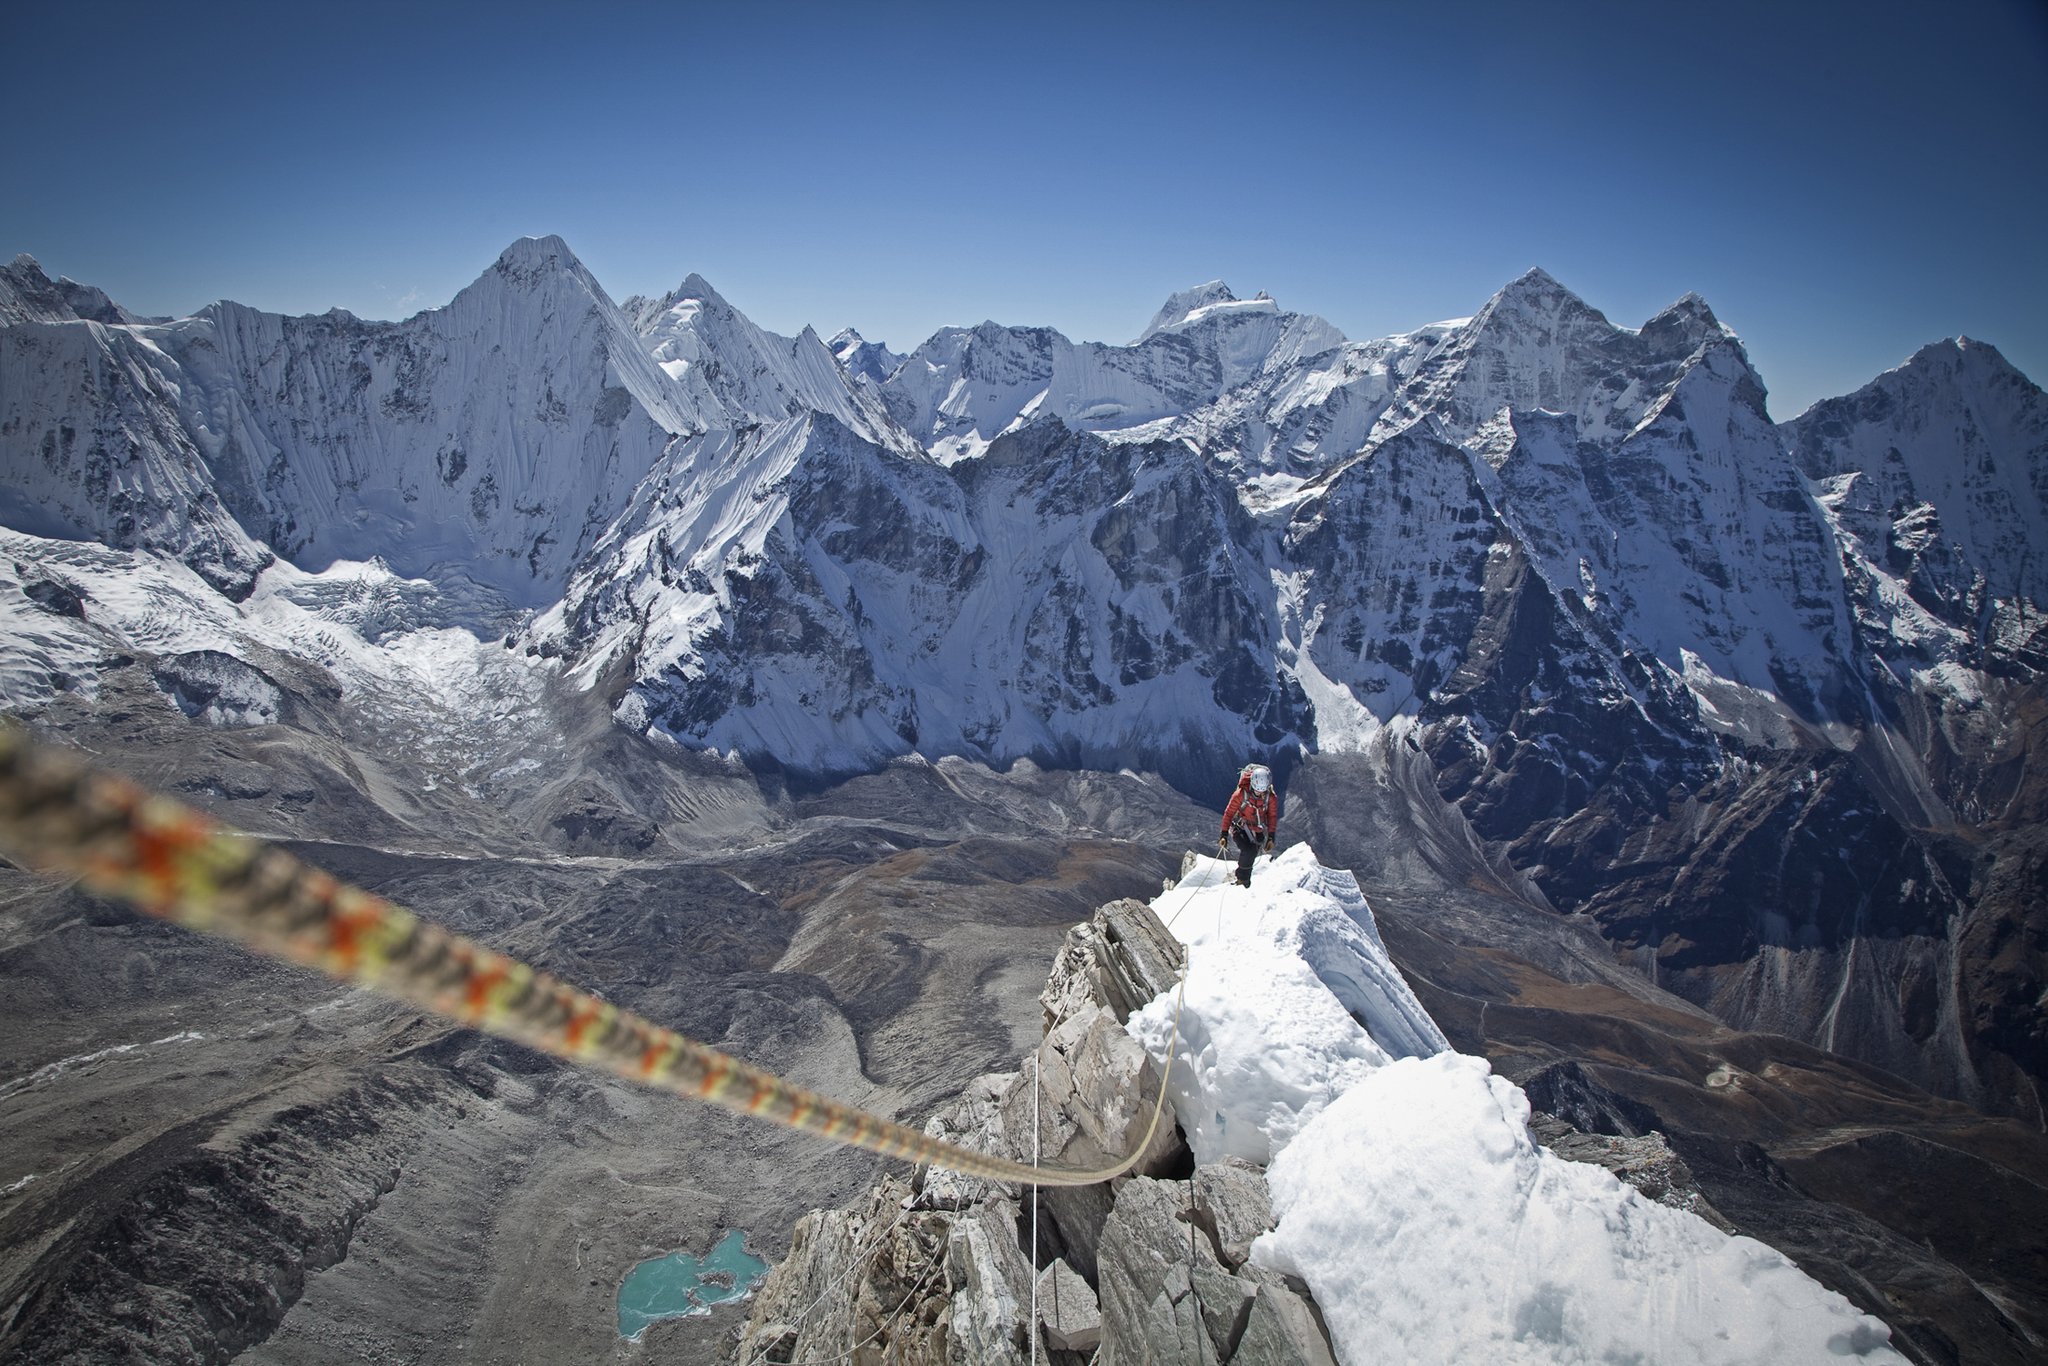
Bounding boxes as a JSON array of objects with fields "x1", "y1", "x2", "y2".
[
  {"x1": 1639, "y1": 289, "x2": 1733, "y2": 353},
  {"x1": 828, "y1": 327, "x2": 901, "y2": 387},
  {"x1": 1136, "y1": 279, "x2": 1240, "y2": 341},
  {"x1": 0, "y1": 253, "x2": 149, "y2": 327},
  {"x1": 1785, "y1": 334, "x2": 2048, "y2": 615},
  {"x1": 624, "y1": 275, "x2": 909, "y2": 451},
  {"x1": 489, "y1": 233, "x2": 586, "y2": 279}
]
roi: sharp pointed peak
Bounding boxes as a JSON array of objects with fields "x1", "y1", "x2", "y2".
[
  {"x1": 1641, "y1": 290, "x2": 1734, "y2": 349},
  {"x1": 1492, "y1": 267, "x2": 1586, "y2": 304},
  {"x1": 476, "y1": 236, "x2": 609, "y2": 303},
  {"x1": 1661, "y1": 290, "x2": 1715, "y2": 317},
  {"x1": 1473, "y1": 269, "x2": 1612, "y2": 334},
  {"x1": 657, "y1": 272, "x2": 741, "y2": 314}
]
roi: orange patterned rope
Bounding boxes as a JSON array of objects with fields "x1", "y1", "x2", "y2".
[{"x1": 0, "y1": 722, "x2": 1182, "y2": 1187}]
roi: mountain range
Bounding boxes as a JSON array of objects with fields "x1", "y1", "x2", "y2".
[{"x1": 2, "y1": 238, "x2": 2044, "y2": 1363}]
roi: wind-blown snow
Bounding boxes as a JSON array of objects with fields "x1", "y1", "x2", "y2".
[{"x1": 1129, "y1": 846, "x2": 1905, "y2": 1365}]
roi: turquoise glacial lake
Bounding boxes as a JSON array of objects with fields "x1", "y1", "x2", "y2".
[{"x1": 617, "y1": 1229, "x2": 770, "y2": 1340}]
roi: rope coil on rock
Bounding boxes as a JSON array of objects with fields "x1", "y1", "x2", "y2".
[{"x1": 0, "y1": 723, "x2": 1182, "y2": 1189}]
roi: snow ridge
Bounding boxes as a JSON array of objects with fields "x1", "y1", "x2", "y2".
[{"x1": 1131, "y1": 847, "x2": 1905, "y2": 1364}]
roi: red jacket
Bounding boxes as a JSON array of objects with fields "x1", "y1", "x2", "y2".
[{"x1": 1222, "y1": 782, "x2": 1278, "y2": 837}]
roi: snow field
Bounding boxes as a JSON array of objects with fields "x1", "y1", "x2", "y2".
[{"x1": 1130, "y1": 846, "x2": 1905, "y2": 1364}]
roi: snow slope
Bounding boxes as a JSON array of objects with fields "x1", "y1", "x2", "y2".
[
  {"x1": 1130, "y1": 847, "x2": 1906, "y2": 1365},
  {"x1": 0, "y1": 528, "x2": 549, "y2": 792},
  {"x1": 623, "y1": 276, "x2": 911, "y2": 452}
]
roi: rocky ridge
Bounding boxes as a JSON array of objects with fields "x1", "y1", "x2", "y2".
[
  {"x1": 730, "y1": 877, "x2": 1740, "y2": 1366},
  {"x1": 730, "y1": 892, "x2": 1336, "y2": 1366}
]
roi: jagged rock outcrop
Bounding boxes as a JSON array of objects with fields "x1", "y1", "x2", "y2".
[
  {"x1": 731, "y1": 892, "x2": 1346, "y2": 1366},
  {"x1": 1526, "y1": 1113, "x2": 1736, "y2": 1234}
]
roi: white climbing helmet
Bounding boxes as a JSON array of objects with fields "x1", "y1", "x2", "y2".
[{"x1": 1242, "y1": 763, "x2": 1272, "y2": 793}]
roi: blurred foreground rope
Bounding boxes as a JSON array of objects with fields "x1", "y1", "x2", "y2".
[{"x1": 0, "y1": 723, "x2": 1179, "y2": 1188}]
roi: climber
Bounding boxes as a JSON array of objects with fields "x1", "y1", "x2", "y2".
[{"x1": 1216, "y1": 762, "x2": 1278, "y2": 888}]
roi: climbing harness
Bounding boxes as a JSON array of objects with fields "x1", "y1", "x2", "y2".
[{"x1": 0, "y1": 723, "x2": 1184, "y2": 1189}]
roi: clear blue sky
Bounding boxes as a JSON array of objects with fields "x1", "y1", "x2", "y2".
[{"x1": 5, "y1": 0, "x2": 2044, "y2": 419}]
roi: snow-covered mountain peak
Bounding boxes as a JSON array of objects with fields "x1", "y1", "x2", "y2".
[
  {"x1": 492, "y1": 233, "x2": 580, "y2": 273},
  {"x1": 1898, "y1": 334, "x2": 2028, "y2": 389},
  {"x1": 0, "y1": 253, "x2": 145, "y2": 327},
  {"x1": 830, "y1": 327, "x2": 902, "y2": 387},
  {"x1": 443, "y1": 236, "x2": 624, "y2": 332},
  {"x1": 1473, "y1": 267, "x2": 1613, "y2": 334},
  {"x1": 619, "y1": 274, "x2": 911, "y2": 451},
  {"x1": 1804, "y1": 334, "x2": 2040, "y2": 437},
  {"x1": 1784, "y1": 331, "x2": 2048, "y2": 607},
  {"x1": 1137, "y1": 280, "x2": 1239, "y2": 340},
  {"x1": 1368, "y1": 271, "x2": 1770, "y2": 452},
  {"x1": 653, "y1": 271, "x2": 728, "y2": 313},
  {"x1": 471, "y1": 236, "x2": 613, "y2": 306},
  {"x1": 1639, "y1": 290, "x2": 1733, "y2": 353}
]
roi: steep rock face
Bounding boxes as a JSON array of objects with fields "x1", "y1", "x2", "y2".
[
  {"x1": 1, "y1": 238, "x2": 705, "y2": 607},
  {"x1": 1279, "y1": 427, "x2": 1515, "y2": 729},
  {"x1": 1151, "y1": 320, "x2": 1465, "y2": 484},
  {"x1": 1788, "y1": 338, "x2": 2048, "y2": 827},
  {"x1": 1380, "y1": 269, "x2": 1734, "y2": 446},
  {"x1": 539, "y1": 413, "x2": 1295, "y2": 785},
  {"x1": 0, "y1": 254, "x2": 151, "y2": 326},
  {"x1": 830, "y1": 326, "x2": 903, "y2": 388},
  {"x1": 1786, "y1": 338, "x2": 2048, "y2": 615},
  {"x1": 172, "y1": 237, "x2": 697, "y2": 604},
  {"x1": 0, "y1": 315, "x2": 273, "y2": 595},
  {"x1": 625, "y1": 276, "x2": 909, "y2": 451}
]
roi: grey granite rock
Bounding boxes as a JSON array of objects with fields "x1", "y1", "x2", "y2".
[
  {"x1": 1035, "y1": 1257, "x2": 1102, "y2": 1353},
  {"x1": 1231, "y1": 1273, "x2": 1338, "y2": 1366},
  {"x1": 1192, "y1": 1159, "x2": 1274, "y2": 1270},
  {"x1": 946, "y1": 1197, "x2": 1033, "y2": 1366}
]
